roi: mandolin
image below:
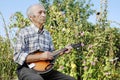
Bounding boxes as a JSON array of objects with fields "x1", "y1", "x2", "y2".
[{"x1": 28, "y1": 43, "x2": 81, "y2": 74}]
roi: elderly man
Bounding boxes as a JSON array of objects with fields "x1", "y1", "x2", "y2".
[{"x1": 13, "y1": 3, "x2": 75, "y2": 80}]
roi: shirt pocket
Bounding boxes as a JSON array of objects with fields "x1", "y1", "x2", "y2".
[
  {"x1": 25, "y1": 36, "x2": 39, "y2": 52},
  {"x1": 40, "y1": 40, "x2": 50, "y2": 51}
]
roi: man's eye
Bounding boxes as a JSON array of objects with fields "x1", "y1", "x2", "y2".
[
  {"x1": 38, "y1": 11, "x2": 46, "y2": 15},
  {"x1": 39, "y1": 11, "x2": 42, "y2": 14}
]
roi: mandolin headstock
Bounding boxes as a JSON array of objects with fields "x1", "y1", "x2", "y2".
[{"x1": 71, "y1": 43, "x2": 81, "y2": 50}]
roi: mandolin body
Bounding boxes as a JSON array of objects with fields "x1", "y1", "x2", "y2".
[{"x1": 28, "y1": 43, "x2": 80, "y2": 74}]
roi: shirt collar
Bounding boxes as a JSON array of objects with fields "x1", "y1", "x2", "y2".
[{"x1": 30, "y1": 23, "x2": 44, "y2": 34}]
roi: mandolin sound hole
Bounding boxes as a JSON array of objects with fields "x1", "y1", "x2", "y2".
[{"x1": 45, "y1": 63, "x2": 54, "y2": 70}]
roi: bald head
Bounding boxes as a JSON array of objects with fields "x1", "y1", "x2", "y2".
[{"x1": 27, "y1": 3, "x2": 45, "y2": 18}]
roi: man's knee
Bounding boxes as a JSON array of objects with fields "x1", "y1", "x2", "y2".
[
  {"x1": 24, "y1": 77, "x2": 43, "y2": 80},
  {"x1": 19, "y1": 73, "x2": 44, "y2": 80},
  {"x1": 22, "y1": 76, "x2": 44, "y2": 80}
]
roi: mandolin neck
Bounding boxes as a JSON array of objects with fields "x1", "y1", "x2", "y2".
[{"x1": 52, "y1": 48, "x2": 68, "y2": 57}]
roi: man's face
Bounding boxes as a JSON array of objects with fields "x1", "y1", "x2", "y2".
[{"x1": 31, "y1": 5, "x2": 46, "y2": 24}]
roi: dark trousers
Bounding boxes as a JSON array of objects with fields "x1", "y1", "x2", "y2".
[{"x1": 17, "y1": 66, "x2": 75, "y2": 80}]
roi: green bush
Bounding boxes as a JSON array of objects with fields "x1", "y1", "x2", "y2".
[{"x1": 0, "y1": 37, "x2": 17, "y2": 80}]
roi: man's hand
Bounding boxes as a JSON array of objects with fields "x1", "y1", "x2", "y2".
[
  {"x1": 64, "y1": 45, "x2": 73, "y2": 53},
  {"x1": 26, "y1": 51, "x2": 53, "y2": 63},
  {"x1": 40, "y1": 51, "x2": 53, "y2": 60},
  {"x1": 60, "y1": 45, "x2": 73, "y2": 55}
]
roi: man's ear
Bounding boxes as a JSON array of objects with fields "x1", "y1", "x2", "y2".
[
  {"x1": 29, "y1": 15, "x2": 34, "y2": 21},
  {"x1": 33, "y1": 15, "x2": 35, "y2": 18},
  {"x1": 29, "y1": 15, "x2": 32, "y2": 18}
]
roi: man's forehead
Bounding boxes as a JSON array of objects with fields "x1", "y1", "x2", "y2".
[
  {"x1": 32, "y1": 5, "x2": 45, "y2": 10},
  {"x1": 34, "y1": 4, "x2": 44, "y2": 8}
]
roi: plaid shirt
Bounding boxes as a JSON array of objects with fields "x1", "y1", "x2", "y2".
[{"x1": 13, "y1": 24, "x2": 54, "y2": 65}]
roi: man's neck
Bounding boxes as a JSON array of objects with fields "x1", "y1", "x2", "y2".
[{"x1": 34, "y1": 23, "x2": 44, "y2": 30}]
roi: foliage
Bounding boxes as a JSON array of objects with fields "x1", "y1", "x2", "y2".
[
  {"x1": 40, "y1": 0, "x2": 120, "y2": 80},
  {"x1": 9, "y1": 12, "x2": 30, "y2": 29},
  {"x1": 0, "y1": 36, "x2": 17, "y2": 80}
]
